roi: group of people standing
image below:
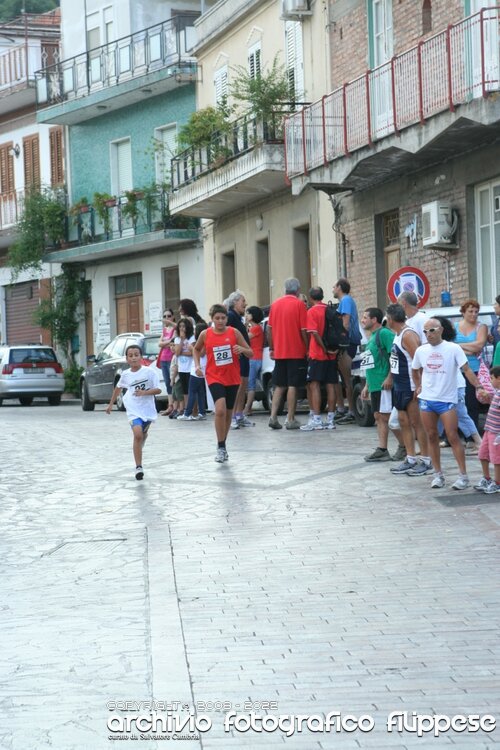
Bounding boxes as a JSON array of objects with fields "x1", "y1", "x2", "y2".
[{"x1": 106, "y1": 281, "x2": 500, "y2": 487}]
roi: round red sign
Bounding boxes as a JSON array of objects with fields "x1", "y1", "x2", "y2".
[{"x1": 386, "y1": 266, "x2": 430, "y2": 308}]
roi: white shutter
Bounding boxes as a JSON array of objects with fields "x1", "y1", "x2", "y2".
[
  {"x1": 214, "y1": 66, "x2": 228, "y2": 105},
  {"x1": 285, "y1": 21, "x2": 304, "y2": 100},
  {"x1": 155, "y1": 124, "x2": 177, "y2": 185},
  {"x1": 248, "y1": 44, "x2": 261, "y2": 79},
  {"x1": 116, "y1": 139, "x2": 133, "y2": 193}
]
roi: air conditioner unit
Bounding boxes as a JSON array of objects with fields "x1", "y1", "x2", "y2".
[
  {"x1": 281, "y1": 0, "x2": 312, "y2": 20},
  {"x1": 422, "y1": 201, "x2": 459, "y2": 248}
]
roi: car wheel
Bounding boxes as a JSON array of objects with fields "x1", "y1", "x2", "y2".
[
  {"x1": 48, "y1": 394, "x2": 61, "y2": 406},
  {"x1": 264, "y1": 375, "x2": 285, "y2": 415},
  {"x1": 352, "y1": 381, "x2": 374, "y2": 427},
  {"x1": 81, "y1": 381, "x2": 95, "y2": 411},
  {"x1": 19, "y1": 397, "x2": 33, "y2": 406},
  {"x1": 116, "y1": 386, "x2": 126, "y2": 412},
  {"x1": 0, "y1": 399, "x2": 3, "y2": 407}
]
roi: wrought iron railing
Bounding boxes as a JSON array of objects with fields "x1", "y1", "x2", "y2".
[
  {"x1": 171, "y1": 106, "x2": 306, "y2": 190},
  {"x1": 35, "y1": 15, "x2": 197, "y2": 106},
  {"x1": 70, "y1": 191, "x2": 199, "y2": 246},
  {"x1": 284, "y1": 7, "x2": 500, "y2": 179}
]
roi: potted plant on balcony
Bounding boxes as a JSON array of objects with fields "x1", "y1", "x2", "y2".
[
  {"x1": 8, "y1": 187, "x2": 67, "y2": 272},
  {"x1": 93, "y1": 192, "x2": 116, "y2": 236},
  {"x1": 121, "y1": 189, "x2": 143, "y2": 228},
  {"x1": 229, "y1": 54, "x2": 293, "y2": 141}
]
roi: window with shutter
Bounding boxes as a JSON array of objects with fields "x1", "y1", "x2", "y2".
[
  {"x1": 49, "y1": 127, "x2": 64, "y2": 187},
  {"x1": 285, "y1": 21, "x2": 304, "y2": 101},
  {"x1": 0, "y1": 144, "x2": 15, "y2": 194},
  {"x1": 111, "y1": 138, "x2": 133, "y2": 194},
  {"x1": 23, "y1": 135, "x2": 41, "y2": 189},
  {"x1": 214, "y1": 66, "x2": 228, "y2": 106},
  {"x1": 248, "y1": 44, "x2": 261, "y2": 79},
  {"x1": 154, "y1": 124, "x2": 177, "y2": 186}
]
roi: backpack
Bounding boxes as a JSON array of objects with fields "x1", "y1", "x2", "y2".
[{"x1": 322, "y1": 302, "x2": 350, "y2": 353}]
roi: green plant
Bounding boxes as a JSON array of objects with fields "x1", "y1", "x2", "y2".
[
  {"x1": 63, "y1": 364, "x2": 84, "y2": 394},
  {"x1": 69, "y1": 196, "x2": 90, "y2": 221},
  {"x1": 8, "y1": 187, "x2": 67, "y2": 274},
  {"x1": 92, "y1": 192, "x2": 115, "y2": 235},
  {"x1": 229, "y1": 54, "x2": 293, "y2": 132},
  {"x1": 33, "y1": 264, "x2": 89, "y2": 367},
  {"x1": 177, "y1": 106, "x2": 231, "y2": 151},
  {"x1": 121, "y1": 189, "x2": 142, "y2": 227}
]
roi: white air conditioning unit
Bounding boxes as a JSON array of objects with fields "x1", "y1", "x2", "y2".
[
  {"x1": 422, "y1": 201, "x2": 459, "y2": 248},
  {"x1": 281, "y1": 0, "x2": 312, "y2": 20}
]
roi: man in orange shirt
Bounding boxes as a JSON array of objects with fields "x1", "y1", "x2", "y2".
[
  {"x1": 300, "y1": 287, "x2": 338, "y2": 431},
  {"x1": 267, "y1": 278, "x2": 308, "y2": 430}
]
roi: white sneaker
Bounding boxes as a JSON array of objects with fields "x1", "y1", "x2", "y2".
[
  {"x1": 177, "y1": 414, "x2": 194, "y2": 421},
  {"x1": 452, "y1": 475, "x2": 470, "y2": 491},
  {"x1": 324, "y1": 416, "x2": 336, "y2": 430},
  {"x1": 431, "y1": 473, "x2": 445, "y2": 489},
  {"x1": 300, "y1": 419, "x2": 323, "y2": 431},
  {"x1": 474, "y1": 477, "x2": 493, "y2": 491},
  {"x1": 230, "y1": 418, "x2": 240, "y2": 429},
  {"x1": 214, "y1": 448, "x2": 226, "y2": 463}
]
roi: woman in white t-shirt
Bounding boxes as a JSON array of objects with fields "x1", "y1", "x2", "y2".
[{"x1": 174, "y1": 318, "x2": 195, "y2": 405}]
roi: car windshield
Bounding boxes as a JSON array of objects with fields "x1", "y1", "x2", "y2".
[
  {"x1": 10, "y1": 348, "x2": 57, "y2": 364},
  {"x1": 143, "y1": 337, "x2": 160, "y2": 356}
]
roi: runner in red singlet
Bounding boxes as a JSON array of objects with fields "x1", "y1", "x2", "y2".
[{"x1": 193, "y1": 304, "x2": 253, "y2": 463}]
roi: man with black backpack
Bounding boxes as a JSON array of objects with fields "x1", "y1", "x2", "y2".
[{"x1": 300, "y1": 287, "x2": 339, "y2": 431}]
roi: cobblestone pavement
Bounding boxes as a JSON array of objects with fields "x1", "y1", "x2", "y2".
[{"x1": 1, "y1": 401, "x2": 499, "y2": 750}]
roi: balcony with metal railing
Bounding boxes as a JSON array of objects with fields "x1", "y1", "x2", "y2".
[
  {"x1": 35, "y1": 15, "x2": 198, "y2": 126},
  {"x1": 45, "y1": 190, "x2": 200, "y2": 264},
  {"x1": 170, "y1": 107, "x2": 304, "y2": 219},
  {"x1": 284, "y1": 7, "x2": 500, "y2": 193}
]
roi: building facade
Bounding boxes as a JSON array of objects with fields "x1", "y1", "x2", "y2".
[
  {"x1": 0, "y1": 9, "x2": 62, "y2": 345},
  {"x1": 35, "y1": 0, "x2": 213, "y2": 360},
  {"x1": 284, "y1": 0, "x2": 500, "y2": 310},
  {"x1": 169, "y1": 0, "x2": 339, "y2": 308}
]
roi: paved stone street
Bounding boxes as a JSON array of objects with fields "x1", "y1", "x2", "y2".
[{"x1": 1, "y1": 401, "x2": 499, "y2": 750}]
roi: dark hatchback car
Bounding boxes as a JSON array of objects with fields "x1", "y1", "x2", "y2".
[{"x1": 80, "y1": 332, "x2": 166, "y2": 411}]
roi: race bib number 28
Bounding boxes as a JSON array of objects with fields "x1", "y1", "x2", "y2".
[{"x1": 214, "y1": 344, "x2": 233, "y2": 366}]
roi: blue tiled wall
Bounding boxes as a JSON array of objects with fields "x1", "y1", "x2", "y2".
[{"x1": 69, "y1": 84, "x2": 195, "y2": 203}]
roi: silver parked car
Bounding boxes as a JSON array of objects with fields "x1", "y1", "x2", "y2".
[{"x1": 0, "y1": 344, "x2": 65, "y2": 406}]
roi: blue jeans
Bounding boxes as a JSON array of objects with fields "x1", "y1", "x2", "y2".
[
  {"x1": 160, "y1": 360, "x2": 172, "y2": 395},
  {"x1": 185, "y1": 375, "x2": 206, "y2": 417}
]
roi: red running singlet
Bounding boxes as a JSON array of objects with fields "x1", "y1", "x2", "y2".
[{"x1": 204, "y1": 327, "x2": 241, "y2": 386}]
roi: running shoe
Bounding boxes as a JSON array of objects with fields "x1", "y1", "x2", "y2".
[
  {"x1": 333, "y1": 410, "x2": 348, "y2": 421},
  {"x1": 335, "y1": 412, "x2": 356, "y2": 425},
  {"x1": 268, "y1": 417, "x2": 282, "y2": 430},
  {"x1": 324, "y1": 416, "x2": 336, "y2": 430},
  {"x1": 390, "y1": 459, "x2": 417, "y2": 474},
  {"x1": 223, "y1": 449, "x2": 229, "y2": 462},
  {"x1": 237, "y1": 416, "x2": 255, "y2": 427},
  {"x1": 135, "y1": 466, "x2": 144, "y2": 480},
  {"x1": 474, "y1": 477, "x2": 494, "y2": 491},
  {"x1": 364, "y1": 447, "x2": 391, "y2": 462},
  {"x1": 285, "y1": 418, "x2": 301, "y2": 430},
  {"x1": 391, "y1": 444, "x2": 407, "y2": 462},
  {"x1": 177, "y1": 414, "x2": 195, "y2": 421},
  {"x1": 168, "y1": 410, "x2": 178, "y2": 419},
  {"x1": 300, "y1": 419, "x2": 324, "y2": 431},
  {"x1": 451, "y1": 475, "x2": 470, "y2": 490},
  {"x1": 230, "y1": 418, "x2": 240, "y2": 429},
  {"x1": 431, "y1": 473, "x2": 445, "y2": 489},
  {"x1": 214, "y1": 448, "x2": 226, "y2": 463},
  {"x1": 483, "y1": 482, "x2": 500, "y2": 494},
  {"x1": 407, "y1": 461, "x2": 434, "y2": 476}
]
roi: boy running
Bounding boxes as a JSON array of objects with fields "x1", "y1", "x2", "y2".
[
  {"x1": 105, "y1": 344, "x2": 161, "y2": 479},
  {"x1": 193, "y1": 304, "x2": 253, "y2": 462}
]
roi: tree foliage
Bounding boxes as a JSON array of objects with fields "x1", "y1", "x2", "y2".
[
  {"x1": 177, "y1": 106, "x2": 230, "y2": 151},
  {"x1": 33, "y1": 263, "x2": 88, "y2": 366},
  {"x1": 0, "y1": 0, "x2": 58, "y2": 21},
  {"x1": 8, "y1": 187, "x2": 66, "y2": 275}
]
